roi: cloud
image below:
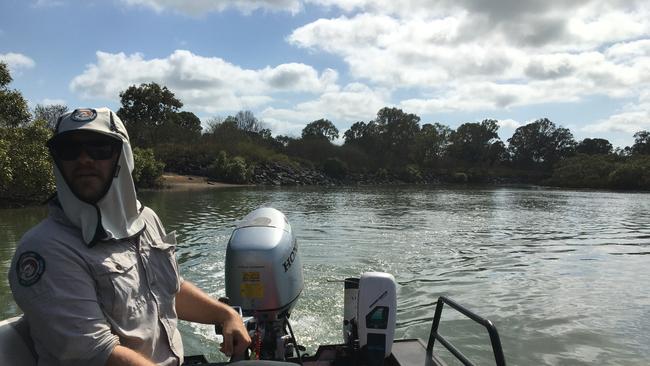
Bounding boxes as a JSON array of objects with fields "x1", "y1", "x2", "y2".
[
  {"x1": 32, "y1": 0, "x2": 64, "y2": 8},
  {"x1": 288, "y1": 2, "x2": 650, "y2": 112},
  {"x1": 260, "y1": 83, "x2": 389, "y2": 136},
  {"x1": 498, "y1": 119, "x2": 522, "y2": 130},
  {"x1": 588, "y1": 91, "x2": 650, "y2": 135},
  {"x1": 41, "y1": 98, "x2": 67, "y2": 106},
  {"x1": 69, "y1": 50, "x2": 337, "y2": 113},
  {"x1": 0, "y1": 53, "x2": 36, "y2": 74},
  {"x1": 120, "y1": 0, "x2": 302, "y2": 15}
]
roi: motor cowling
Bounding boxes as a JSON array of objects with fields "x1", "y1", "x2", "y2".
[{"x1": 225, "y1": 208, "x2": 304, "y2": 321}]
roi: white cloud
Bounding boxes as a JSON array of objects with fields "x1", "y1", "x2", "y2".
[
  {"x1": 0, "y1": 53, "x2": 36, "y2": 74},
  {"x1": 288, "y1": 2, "x2": 650, "y2": 112},
  {"x1": 260, "y1": 83, "x2": 389, "y2": 136},
  {"x1": 120, "y1": 0, "x2": 302, "y2": 15},
  {"x1": 588, "y1": 91, "x2": 650, "y2": 135},
  {"x1": 41, "y1": 98, "x2": 67, "y2": 106},
  {"x1": 69, "y1": 50, "x2": 337, "y2": 113},
  {"x1": 32, "y1": 0, "x2": 65, "y2": 8},
  {"x1": 497, "y1": 119, "x2": 522, "y2": 130}
]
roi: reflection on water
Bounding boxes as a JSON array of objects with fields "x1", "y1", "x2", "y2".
[{"x1": 1, "y1": 186, "x2": 649, "y2": 365}]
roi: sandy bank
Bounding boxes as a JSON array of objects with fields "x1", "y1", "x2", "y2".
[{"x1": 158, "y1": 173, "x2": 247, "y2": 191}]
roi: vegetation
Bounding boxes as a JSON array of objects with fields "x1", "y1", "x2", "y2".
[
  {"x1": 132, "y1": 147, "x2": 165, "y2": 188},
  {"x1": 2, "y1": 61, "x2": 650, "y2": 206},
  {"x1": 0, "y1": 120, "x2": 55, "y2": 204}
]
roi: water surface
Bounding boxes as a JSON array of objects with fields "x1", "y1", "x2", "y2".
[{"x1": 1, "y1": 186, "x2": 649, "y2": 365}]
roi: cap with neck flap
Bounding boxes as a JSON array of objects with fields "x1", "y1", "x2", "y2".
[{"x1": 49, "y1": 107, "x2": 145, "y2": 246}]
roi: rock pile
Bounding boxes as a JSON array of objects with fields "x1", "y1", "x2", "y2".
[{"x1": 250, "y1": 162, "x2": 339, "y2": 186}]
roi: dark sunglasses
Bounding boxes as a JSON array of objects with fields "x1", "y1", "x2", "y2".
[{"x1": 50, "y1": 139, "x2": 121, "y2": 161}]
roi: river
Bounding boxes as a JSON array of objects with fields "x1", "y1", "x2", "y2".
[{"x1": 1, "y1": 186, "x2": 649, "y2": 365}]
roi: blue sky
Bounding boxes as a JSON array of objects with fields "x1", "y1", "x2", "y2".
[{"x1": 1, "y1": 0, "x2": 649, "y2": 148}]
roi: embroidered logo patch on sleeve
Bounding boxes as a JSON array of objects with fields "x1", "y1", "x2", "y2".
[{"x1": 16, "y1": 251, "x2": 46, "y2": 286}]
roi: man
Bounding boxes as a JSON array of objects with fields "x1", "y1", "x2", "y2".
[{"x1": 9, "y1": 107, "x2": 250, "y2": 365}]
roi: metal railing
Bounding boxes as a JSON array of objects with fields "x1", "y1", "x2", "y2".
[{"x1": 426, "y1": 296, "x2": 506, "y2": 366}]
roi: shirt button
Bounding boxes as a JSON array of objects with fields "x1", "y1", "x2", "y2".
[{"x1": 115, "y1": 264, "x2": 123, "y2": 270}]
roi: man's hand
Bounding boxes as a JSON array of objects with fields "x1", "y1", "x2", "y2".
[
  {"x1": 219, "y1": 309, "x2": 251, "y2": 357},
  {"x1": 176, "y1": 281, "x2": 252, "y2": 358}
]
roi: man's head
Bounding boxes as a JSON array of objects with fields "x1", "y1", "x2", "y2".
[
  {"x1": 46, "y1": 108, "x2": 143, "y2": 245},
  {"x1": 48, "y1": 130, "x2": 122, "y2": 203},
  {"x1": 47, "y1": 108, "x2": 129, "y2": 203}
]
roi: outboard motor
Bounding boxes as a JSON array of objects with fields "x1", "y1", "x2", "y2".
[{"x1": 225, "y1": 207, "x2": 304, "y2": 360}]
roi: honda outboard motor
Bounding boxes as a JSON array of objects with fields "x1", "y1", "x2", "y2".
[{"x1": 225, "y1": 207, "x2": 304, "y2": 360}]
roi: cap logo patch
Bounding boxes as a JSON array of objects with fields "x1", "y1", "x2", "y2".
[
  {"x1": 70, "y1": 108, "x2": 97, "y2": 122},
  {"x1": 16, "y1": 251, "x2": 46, "y2": 287}
]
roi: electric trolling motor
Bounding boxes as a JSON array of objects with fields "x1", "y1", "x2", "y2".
[{"x1": 221, "y1": 207, "x2": 397, "y2": 365}]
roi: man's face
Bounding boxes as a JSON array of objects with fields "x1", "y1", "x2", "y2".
[{"x1": 51, "y1": 131, "x2": 121, "y2": 203}]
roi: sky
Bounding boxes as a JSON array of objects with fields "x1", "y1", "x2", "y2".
[{"x1": 1, "y1": 0, "x2": 649, "y2": 148}]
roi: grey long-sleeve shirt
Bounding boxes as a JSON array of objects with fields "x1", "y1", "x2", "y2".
[{"x1": 9, "y1": 203, "x2": 184, "y2": 366}]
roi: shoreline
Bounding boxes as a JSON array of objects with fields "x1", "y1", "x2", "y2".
[{"x1": 155, "y1": 173, "x2": 248, "y2": 191}]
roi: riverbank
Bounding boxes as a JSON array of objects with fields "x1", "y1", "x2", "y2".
[{"x1": 157, "y1": 173, "x2": 247, "y2": 190}]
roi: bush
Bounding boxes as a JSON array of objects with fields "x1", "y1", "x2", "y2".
[
  {"x1": 399, "y1": 164, "x2": 422, "y2": 183},
  {"x1": 607, "y1": 157, "x2": 650, "y2": 190},
  {"x1": 546, "y1": 154, "x2": 617, "y2": 188},
  {"x1": 0, "y1": 121, "x2": 55, "y2": 203},
  {"x1": 451, "y1": 172, "x2": 468, "y2": 183},
  {"x1": 133, "y1": 147, "x2": 165, "y2": 188},
  {"x1": 376, "y1": 168, "x2": 389, "y2": 181},
  {"x1": 207, "y1": 151, "x2": 251, "y2": 184},
  {"x1": 322, "y1": 157, "x2": 347, "y2": 179}
]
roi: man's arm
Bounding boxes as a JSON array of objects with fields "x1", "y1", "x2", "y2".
[
  {"x1": 105, "y1": 345, "x2": 156, "y2": 366},
  {"x1": 175, "y1": 281, "x2": 252, "y2": 357}
]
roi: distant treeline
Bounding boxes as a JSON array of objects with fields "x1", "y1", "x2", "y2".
[{"x1": 2, "y1": 61, "x2": 650, "y2": 205}]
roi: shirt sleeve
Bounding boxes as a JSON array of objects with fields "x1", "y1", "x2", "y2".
[{"x1": 9, "y1": 237, "x2": 119, "y2": 366}]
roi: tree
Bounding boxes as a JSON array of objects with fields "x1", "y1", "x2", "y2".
[
  {"x1": 447, "y1": 119, "x2": 501, "y2": 165},
  {"x1": 576, "y1": 138, "x2": 613, "y2": 155},
  {"x1": 374, "y1": 107, "x2": 421, "y2": 164},
  {"x1": 413, "y1": 123, "x2": 452, "y2": 167},
  {"x1": 234, "y1": 110, "x2": 265, "y2": 133},
  {"x1": 159, "y1": 111, "x2": 202, "y2": 143},
  {"x1": 632, "y1": 131, "x2": 650, "y2": 155},
  {"x1": 508, "y1": 118, "x2": 576, "y2": 170},
  {"x1": 302, "y1": 119, "x2": 339, "y2": 141},
  {"x1": 0, "y1": 120, "x2": 55, "y2": 202},
  {"x1": 0, "y1": 62, "x2": 31, "y2": 128},
  {"x1": 34, "y1": 104, "x2": 68, "y2": 130},
  {"x1": 117, "y1": 83, "x2": 182, "y2": 147}
]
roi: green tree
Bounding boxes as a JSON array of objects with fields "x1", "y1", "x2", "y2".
[
  {"x1": 374, "y1": 107, "x2": 421, "y2": 164},
  {"x1": 159, "y1": 111, "x2": 202, "y2": 143},
  {"x1": 576, "y1": 138, "x2": 613, "y2": 155},
  {"x1": 207, "y1": 151, "x2": 250, "y2": 184},
  {"x1": 117, "y1": 82, "x2": 182, "y2": 147},
  {"x1": 0, "y1": 62, "x2": 31, "y2": 128},
  {"x1": 631, "y1": 131, "x2": 650, "y2": 155},
  {"x1": 132, "y1": 147, "x2": 165, "y2": 188},
  {"x1": 546, "y1": 154, "x2": 618, "y2": 188},
  {"x1": 343, "y1": 121, "x2": 381, "y2": 156},
  {"x1": 413, "y1": 123, "x2": 452, "y2": 167},
  {"x1": 302, "y1": 119, "x2": 339, "y2": 141},
  {"x1": 447, "y1": 119, "x2": 501, "y2": 165},
  {"x1": 33, "y1": 104, "x2": 68, "y2": 130},
  {"x1": 508, "y1": 118, "x2": 576, "y2": 170},
  {"x1": 608, "y1": 156, "x2": 650, "y2": 190},
  {"x1": 0, "y1": 120, "x2": 55, "y2": 202}
]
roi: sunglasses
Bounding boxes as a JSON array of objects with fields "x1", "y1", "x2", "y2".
[{"x1": 50, "y1": 139, "x2": 121, "y2": 161}]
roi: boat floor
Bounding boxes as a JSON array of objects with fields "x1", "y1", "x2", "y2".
[{"x1": 185, "y1": 339, "x2": 448, "y2": 366}]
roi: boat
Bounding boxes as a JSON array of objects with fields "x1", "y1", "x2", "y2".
[{"x1": 0, "y1": 207, "x2": 506, "y2": 366}]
